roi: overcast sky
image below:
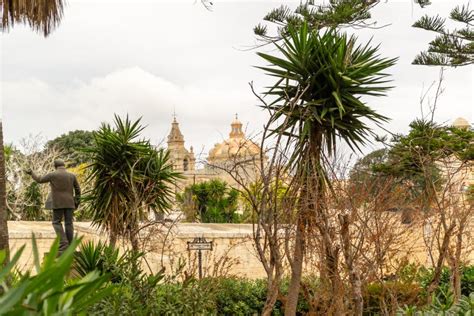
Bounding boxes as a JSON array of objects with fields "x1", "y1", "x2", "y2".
[{"x1": 1, "y1": 0, "x2": 472, "y2": 161}]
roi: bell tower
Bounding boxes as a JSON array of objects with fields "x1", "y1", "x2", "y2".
[{"x1": 166, "y1": 115, "x2": 195, "y2": 172}]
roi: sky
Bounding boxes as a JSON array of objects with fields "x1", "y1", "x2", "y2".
[{"x1": 1, "y1": 0, "x2": 472, "y2": 162}]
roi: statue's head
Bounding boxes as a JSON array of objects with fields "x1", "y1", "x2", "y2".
[{"x1": 54, "y1": 159, "x2": 65, "y2": 168}]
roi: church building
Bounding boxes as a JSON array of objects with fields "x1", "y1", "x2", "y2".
[{"x1": 166, "y1": 114, "x2": 265, "y2": 190}]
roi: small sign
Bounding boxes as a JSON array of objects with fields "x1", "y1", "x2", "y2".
[
  {"x1": 188, "y1": 242, "x2": 213, "y2": 251},
  {"x1": 187, "y1": 237, "x2": 213, "y2": 251}
]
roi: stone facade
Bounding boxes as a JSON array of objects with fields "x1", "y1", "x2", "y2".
[
  {"x1": 167, "y1": 115, "x2": 266, "y2": 192},
  {"x1": 7, "y1": 220, "x2": 474, "y2": 279},
  {"x1": 167, "y1": 116, "x2": 196, "y2": 172}
]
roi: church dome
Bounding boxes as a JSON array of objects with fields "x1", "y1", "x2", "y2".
[
  {"x1": 453, "y1": 117, "x2": 471, "y2": 130},
  {"x1": 208, "y1": 115, "x2": 262, "y2": 166}
]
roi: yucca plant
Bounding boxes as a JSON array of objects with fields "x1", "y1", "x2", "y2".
[
  {"x1": 0, "y1": 235, "x2": 112, "y2": 315},
  {"x1": 72, "y1": 240, "x2": 122, "y2": 281},
  {"x1": 83, "y1": 115, "x2": 181, "y2": 250},
  {"x1": 257, "y1": 22, "x2": 396, "y2": 314}
]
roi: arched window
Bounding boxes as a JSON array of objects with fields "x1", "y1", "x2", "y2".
[{"x1": 183, "y1": 158, "x2": 189, "y2": 171}]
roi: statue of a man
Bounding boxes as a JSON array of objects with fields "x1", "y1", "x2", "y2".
[{"x1": 26, "y1": 159, "x2": 81, "y2": 252}]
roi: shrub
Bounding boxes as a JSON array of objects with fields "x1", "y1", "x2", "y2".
[
  {"x1": 155, "y1": 278, "x2": 216, "y2": 315},
  {"x1": 363, "y1": 282, "x2": 424, "y2": 315},
  {"x1": 213, "y1": 278, "x2": 267, "y2": 315},
  {"x1": 87, "y1": 251, "x2": 165, "y2": 315},
  {"x1": 462, "y1": 265, "x2": 474, "y2": 297},
  {"x1": 0, "y1": 236, "x2": 112, "y2": 315},
  {"x1": 398, "y1": 291, "x2": 474, "y2": 315}
]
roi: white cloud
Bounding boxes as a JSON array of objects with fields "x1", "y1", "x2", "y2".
[
  {"x1": 2, "y1": 67, "x2": 266, "y2": 158},
  {"x1": 1, "y1": 1, "x2": 472, "y2": 162}
]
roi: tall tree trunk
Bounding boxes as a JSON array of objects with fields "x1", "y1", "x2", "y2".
[
  {"x1": 450, "y1": 222, "x2": 464, "y2": 302},
  {"x1": 109, "y1": 231, "x2": 117, "y2": 248},
  {"x1": 285, "y1": 216, "x2": 305, "y2": 316},
  {"x1": 0, "y1": 122, "x2": 10, "y2": 265},
  {"x1": 285, "y1": 128, "x2": 324, "y2": 315},
  {"x1": 427, "y1": 223, "x2": 455, "y2": 298},
  {"x1": 339, "y1": 214, "x2": 363, "y2": 315},
  {"x1": 129, "y1": 225, "x2": 139, "y2": 251},
  {"x1": 262, "y1": 274, "x2": 282, "y2": 316}
]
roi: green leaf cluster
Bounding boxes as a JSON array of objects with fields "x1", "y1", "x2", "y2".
[
  {"x1": 374, "y1": 119, "x2": 473, "y2": 207},
  {"x1": 83, "y1": 115, "x2": 181, "y2": 240},
  {"x1": 413, "y1": 4, "x2": 473, "y2": 66},
  {"x1": 0, "y1": 236, "x2": 112, "y2": 315},
  {"x1": 22, "y1": 182, "x2": 43, "y2": 221},
  {"x1": 258, "y1": 23, "x2": 396, "y2": 160},
  {"x1": 255, "y1": 0, "x2": 378, "y2": 41},
  {"x1": 178, "y1": 179, "x2": 241, "y2": 223},
  {"x1": 73, "y1": 241, "x2": 165, "y2": 315},
  {"x1": 46, "y1": 130, "x2": 95, "y2": 167}
]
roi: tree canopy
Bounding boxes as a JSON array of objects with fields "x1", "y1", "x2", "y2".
[
  {"x1": 374, "y1": 119, "x2": 473, "y2": 210},
  {"x1": 254, "y1": 0, "x2": 380, "y2": 42},
  {"x1": 178, "y1": 179, "x2": 241, "y2": 224},
  {"x1": 413, "y1": 3, "x2": 473, "y2": 66},
  {"x1": 46, "y1": 130, "x2": 95, "y2": 167}
]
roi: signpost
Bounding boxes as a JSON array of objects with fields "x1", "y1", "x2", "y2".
[{"x1": 187, "y1": 236, "x2": 213, "y2": 279}]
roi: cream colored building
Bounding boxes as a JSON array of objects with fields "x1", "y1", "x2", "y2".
[
  {"x1": 166, "y1": 115, "x2": 265, "y2": 191},
  {"x1": 167, "y1": 116, "x2": 196, "y2": 172}
]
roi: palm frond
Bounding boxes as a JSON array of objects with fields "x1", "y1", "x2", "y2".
[
  {"x1": 257, "y1": 23, "x2": 396, "y2": 162},
  {"x1": 1, "y1": 0, "x2": 65, "y2": 36}
]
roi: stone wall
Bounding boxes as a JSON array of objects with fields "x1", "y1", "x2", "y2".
[
  {"x1": 7, "y1": 220, "x2": 474, "y2": 279},
  {"x1": 7, "y1": 221, "x2": 267, "y2": 278}
]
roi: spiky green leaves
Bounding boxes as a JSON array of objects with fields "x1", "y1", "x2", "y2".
[
  {"x1": 257, "y1": 23, "x2": 397, "y2": 156},
  {"x1": 83, "y1": 115, "x2": 181, "y2": 239}
]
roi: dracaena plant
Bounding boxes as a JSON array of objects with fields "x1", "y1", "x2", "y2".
[
  {"x1": 0, "y1": 235, "x2": 112, "y2": 315},
  {"x1": 256, "y1": 22, "x2": 396, "y2": 314}
]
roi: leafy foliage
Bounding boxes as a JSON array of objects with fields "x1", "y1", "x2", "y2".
[
  {"x1": 348, "y1": 148, "x2": 391, "y2": 196},
  {"x1": 22, "y1": 182, "x2": 43, "y2": 220},
  {"x1": 46, "y1": 130, "x2": 95, "y2": 167},
  {"x1": 178, "y1": 179, "x2": 241, "y2": 223},
  {"x1": 78, "y1": 241, "x2": 166, "y2": 315},
  {"x1": 0, "y1": 236, "x2": 112, "y2": 315},
  {"x1": 398, "y1": 292, "x2": 474, "y2": 315},
  {"x1": 374, "y1": 119, "x2": 474, "y2": 209},
  {"x1": 364, "y1": 281, "x2": 424, "y2": 315},
  {"x1": 72, "y1": 240, "x2": 123, "y2": 282},
  {"x1": 83, "y1": 115, "x2": 181, "y2": 247},
  {"x1": 413, "y1": 4, "x2": 473, "y2": 66},
  {"x1": 254, "y1": 0, "x2": 380, "y2": 42},
  {"x1": 258, "y1": 23, "x2": 396, "y2": 160}
]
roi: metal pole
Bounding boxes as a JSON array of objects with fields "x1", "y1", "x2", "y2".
[{"x1": 198, "y1": 249, "x2": 202, "y2": 279}]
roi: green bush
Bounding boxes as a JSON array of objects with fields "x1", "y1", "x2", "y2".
[
  {"x1": 213, "y1": 278, "x2": 267, "y2": 315},
  {"x1": 398, "y1": 291, "x2": 474, "y2": 315},
  {"x1": 0, "y1": 236, "x2": 112, "y2": 315},
  {"x1": 82, "y1": 254, "x2": 474, "y2": 315},
  {"x1": 87, "y1": 251, "x2": 165, "y2": 315},
  {"x1": 461, "y1": 265, "x2": 474, "y2": 297},
  {"x1": 154, "y1": 279, "x2": 216, "y2": 315},
  {"x1": 363, "y1": 282, "x2": 424, "y2": 315}
]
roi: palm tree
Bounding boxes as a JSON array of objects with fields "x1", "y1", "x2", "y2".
[
  {"x1": 257, "y1": 23, "x2": 396, "y2": 315},
  {"x1": 0, "y1": 0, "x2": 65, "y2": 264},
  {"x1": 83, "y1": 115, "x2": 181, "y2": 250},
  {"x1": 1, "y1": 0, "x2": 65, "y2": 36}
]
